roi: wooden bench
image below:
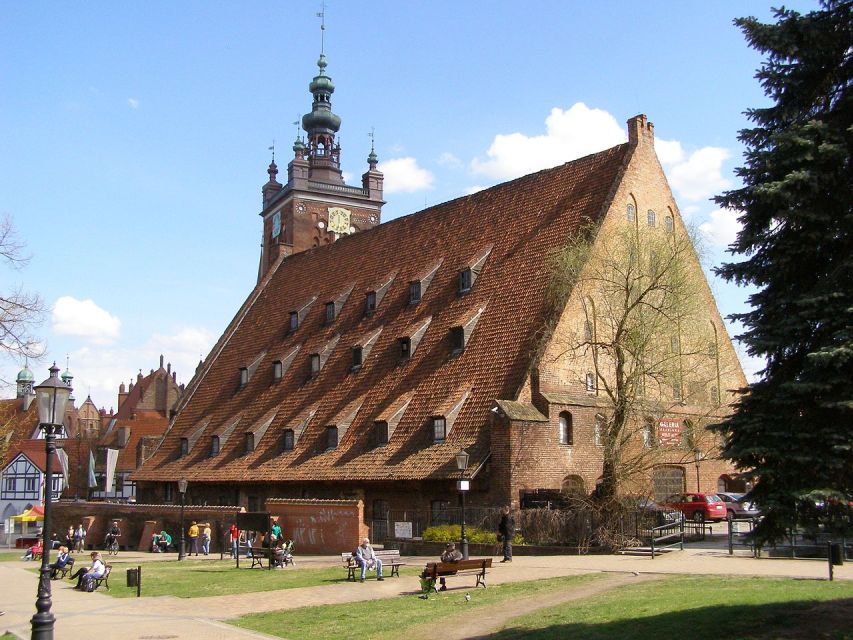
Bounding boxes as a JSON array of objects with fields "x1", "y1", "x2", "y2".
[
  {"x1": 247, "y1": 546, "x2": 274, "y2": 569},
  {"x1": 92, "y1": 564, "x2": 112, "y2": 591},
  {"x1": 424, "y1": 558, "x2": 492, "y2": 590},
  {"x1": 51, "y1": 558, "x2": 75, "y2": 580},
  {"x1": 341, "y1": 550, "x2": 405, "y2": 580}
]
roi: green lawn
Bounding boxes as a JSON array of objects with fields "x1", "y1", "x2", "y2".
[
  {"x1": 490, "y1": 575, "x2": 853, "y2": 640},
  {"x1": 230, "y1": 574, "x2": 853, "y2": 640},
  {"x1": 0, "y1": 551, "x2": 23, "y2": 562},
  {"x1": 230, "y1": 574, "x2": 602, "y2": 640},
  {"x1": 92, "y1": 559, "x2": 421, "y2": 598}
]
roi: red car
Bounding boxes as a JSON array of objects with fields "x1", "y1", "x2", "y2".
[{"x1": 663, "y1": 492, "x2": 728, "y2": 522}]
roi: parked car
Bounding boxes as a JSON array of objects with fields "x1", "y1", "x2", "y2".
[
  {"x1": 663, "y1": 493, "x2": 727, "y2": 522},
  {"x1": 717, "y1": 492, "x2": 760, "y2": 520}
]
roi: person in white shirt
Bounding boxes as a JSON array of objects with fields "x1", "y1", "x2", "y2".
[{"x1": 71, "y1": 552, "x2": 105, "y2": 590}]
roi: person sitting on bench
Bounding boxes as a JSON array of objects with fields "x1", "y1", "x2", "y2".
[
  {"x1": 355, "y1": 537, "x2": 384, "y2": 582},
  {"x1": 437, "y1": 542, "x2": 463, "y2": 591},
  {"x1": 49, "y1": 546, "x2": 73, "y2": 578},
  {"x1": 70, "y1": 552, "x2": 105, "y2": 590}
]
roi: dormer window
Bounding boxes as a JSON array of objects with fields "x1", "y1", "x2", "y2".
[
  {"x1": 450, "y1": 326, "x2": 465, "y2": 353},
  {"x1": 239, "y1": 367, "x2": 249, "y2": 388},
  {"x1": 245, "y1": 432, "x2": 255, "y2": 454},
  {"x1": 325, "y1": 301, "x2": 336, "y2": 324},
  {"x1": 309, "y1": 353, "x2": 321, "y2": 378},
  {"x1": 365, "y1": 291, "x2": 377, "y2": 314},
  {"x1": 459, "y1": 268, "x2": 473, "y2": 294},
  {"x1": 433, "y1": 416, "x2": 447, "y2": 443},
  {"x1": 272, "y1": 360, "x2": 283, "y2": 382},
  {"x1": 180, "y1": 438, "x2": 189, "y2": 458},
  {"x1": 282, "y1": 429, "x2": 295, "y2": 452},
  {"x1": 289, "y1": 311, "x2": 299, "y2": 332},
  {"x1": 351, "y1": 346, "x2": 363, "y2": 370},
  {"x1": 409, "y1": 281, "x2": 422, "y2": 305},
  {"x1": 399, "y1": 337, "x2": 411, "y2": 360},
  {"x1": 326, "y1": 426, "x2": 339, "y2": 450},
  {"x1": 211, "y1": 435, "x2": 220, "y2": 456},
  {"x1": 374, "y1": 420, "x2": 389, "y2": 447}
]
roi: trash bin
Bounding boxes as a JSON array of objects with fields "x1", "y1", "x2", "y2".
[
  {"x1": 830, "y1": 543, "x2": 844, "y2": 566},
  {"x1": 126, "y1": 567, "x2": 139, "y2": 587}
]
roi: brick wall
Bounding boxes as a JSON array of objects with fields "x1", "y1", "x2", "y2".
[{"x1": 266, "y1": 498, "x2": 366, "y2": 553}]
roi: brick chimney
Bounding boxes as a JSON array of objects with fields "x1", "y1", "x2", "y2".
[{"x1": 627, "y1": 114, "x2": 654, "y2": 147}]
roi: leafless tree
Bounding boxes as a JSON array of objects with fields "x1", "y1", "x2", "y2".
[
  {"x1": 547, "y1": 221, "x2": 726, "y2": 505},
  {"x1": 0, "y1": 214, "x2": 45, "y2": 380}
]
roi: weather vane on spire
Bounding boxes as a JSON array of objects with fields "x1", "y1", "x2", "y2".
[
  {"x1": 294, "y1": 116, "x2": 301, "y2": 139},
  {"x1": 368, "y1": 126, "x2": 376, "y2": 151},
  {"x1": 268, "y1": 140, "x2": 275, "y2": 163},
  {"x1": 317, "y1": 1, "x2": 327, "y2": 54}
]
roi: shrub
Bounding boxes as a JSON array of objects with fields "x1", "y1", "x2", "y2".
[{"x1": 421, "y1": 524, "x2": 523, "y2": 545}]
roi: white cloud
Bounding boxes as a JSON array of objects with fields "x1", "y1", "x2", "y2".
[
  {"x1": 379, "y1": 157, "x2": 434, "y2": 194},
  {"x1": 465, "y1": 185, "x2": 486, "y2": 195},
  {"x1": 63, "y1": 325, "x2": 215, "y2": 411},
  {"x1": 699, "y1": 208, "x2": 742, "y2": 248},
  {"x1": 471, "y1": 103, "x2": 626, "y2": 180},
  {"x1": 52, "y1": 297, "x2": 121, "y2": 345},
  {"x1": 657, "y1": 140, "x2": 730, "y2": 202},
  {"x1": 127, "y1": 98, "x2": 139, "y2": 109},
  {"x1": 438, "y1": 152, "x2": 462, "y2": 168}
]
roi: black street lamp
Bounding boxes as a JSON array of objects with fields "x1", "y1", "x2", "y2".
[
  {"x1": 178, "y1": 478, "x2": 188, "y2": 561},
  {"x1": 455, "y1": 449, "x2": 470, "y2": 560},
  {"x1": 694, "y1": 449, "x2": 703, "y2": 493},
  {"x1": 31, "y1": 364, "x2": 72, "y2": 640}
]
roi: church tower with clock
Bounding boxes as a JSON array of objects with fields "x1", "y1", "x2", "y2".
[{"x1": 257, "y1": 52, "x2": 384, "y2": 282}]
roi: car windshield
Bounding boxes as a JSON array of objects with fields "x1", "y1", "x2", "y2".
[{"x1": 705, "y1": 495, "x2": 722, "y2": 503}]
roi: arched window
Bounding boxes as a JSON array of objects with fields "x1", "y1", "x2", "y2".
[
  {"x1": 562, "y1": 475, "x2": 585, "y2": 496},
  {"x1": 626, "y1": 203, "x2": 636, "y2": 222},
  {"x1": 647, "y1": 209, "x2": 656, "y2": 227},
  {"x1": 665, "y1": 216, "x2": 674, "y2": 232},
  {"x1": 594, "y1": 414, "x2": 605, "y2": 447},
  {"x1": 559, "y1": 412, "x2": 573, "y2": 445},
  {"x1": 652, "y1": 466, "x2": 686, "y2": 501}
]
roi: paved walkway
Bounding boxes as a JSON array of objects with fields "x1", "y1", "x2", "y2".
[{"x1": 1, "y1": 546, "x2": 850, "y2": 640}]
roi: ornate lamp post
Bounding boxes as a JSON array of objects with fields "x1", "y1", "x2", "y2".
[
  {"x1": 31, "y1": 364, "x2": 71, "y2": 640},
  {"x1": 177, "y1": 478, "x2": 188, "y2": 561},
  {"x1": 693, "y1": 449, "x2": 703, "y2": 493},
  {"x1": 455, "y1": 449, "x2": 470, "y2": 560}
]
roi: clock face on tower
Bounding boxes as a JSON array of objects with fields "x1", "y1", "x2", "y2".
[{"x1": 327, "y1": 207, "x2": 352, "y2": 234}]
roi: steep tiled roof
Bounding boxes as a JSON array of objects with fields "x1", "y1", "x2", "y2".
[
  {"x1": 99, "y1": 410, "x2": 170, "y2": 472},
  {"x1": 0, "y1": 398, "x2": 38, "y2": 464},
  {"x1": 135, "y1": 143, "x2": 631, "y2": 484}
]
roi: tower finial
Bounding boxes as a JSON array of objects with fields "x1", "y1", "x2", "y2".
[
  {"x1": 367, "y1": 127, "x2": 378, "y2": 168},
  {"x1": 316, "y1": 1, "x2": 326, "y2": 55},
  {"x1": 268, "y1": 139, "x2": 276, "y2": 164}
]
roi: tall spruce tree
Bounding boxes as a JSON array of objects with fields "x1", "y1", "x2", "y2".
[{"x1": 715, "y1": 1, "x2": 853, "y2": 543}]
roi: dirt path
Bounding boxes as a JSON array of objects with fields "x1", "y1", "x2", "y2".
[{"x1": 405, "y1": 572, "x2": 660, "y2": 640}]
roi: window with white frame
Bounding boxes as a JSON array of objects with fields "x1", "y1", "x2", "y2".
[{"x1": 559, "y1": 412, "x2": 573, "y2": 445}]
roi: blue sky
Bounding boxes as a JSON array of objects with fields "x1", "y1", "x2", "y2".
[{"x1": 0, "y1": 1, "x2": 818, "y2": 409}]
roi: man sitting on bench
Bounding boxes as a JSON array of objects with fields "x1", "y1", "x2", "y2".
[
  {"x1": 437, "y1": 542, "x2": 462, "y2": 591},
  {"x1": 355, "y1": 537, "x2": 384, "y2": 583}
]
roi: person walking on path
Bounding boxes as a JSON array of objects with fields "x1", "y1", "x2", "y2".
[
  {"x1": 201, "y1": 523, "x2": 211, "y2": 555},
  {"x1": 188, "y1": 521, "x2": 199, "y2": 556},
  {"x1": 74, "y1": 523, "x2": 86, "y2": 553},
  {"x1": 355, "y1": 537, "x2": 384, "y2": 582},
  {"x1": 498, "y1": 505, "x2": 514, "y2": 562},
  {"x1": 229, "y1": 522, "x2": 239, "y2": 558}
]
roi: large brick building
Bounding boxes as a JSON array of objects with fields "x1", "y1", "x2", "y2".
[{"x1": 134, "y1": 53, "x2": 746, "y2": 526}]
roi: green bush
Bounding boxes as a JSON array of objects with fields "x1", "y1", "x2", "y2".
[{"x1": 421, "y1": 524, "x2": 523, "y2": 545}]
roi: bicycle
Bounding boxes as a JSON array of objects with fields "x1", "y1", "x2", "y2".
[{"x1": 106, "y1": 536, "x2": 120, "y2": 556}]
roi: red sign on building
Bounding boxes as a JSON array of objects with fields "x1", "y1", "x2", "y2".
[{"x1": 658, "y1": 420, "x2": 682, "y2": 447}]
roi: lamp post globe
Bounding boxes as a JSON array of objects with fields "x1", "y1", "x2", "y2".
[
  {"x1": 178, "y1": 479, "x2": 188, "y2": 561},
  {"x1": 31, "y1": 363, "x2": 72, "y2": 640},
  {"x1": 455, "y1": 449, "x2": 470, "y2": 560}
]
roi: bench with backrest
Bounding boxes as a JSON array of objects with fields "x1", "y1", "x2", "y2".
[
  {"x1": 424, "y1": 558, "x2": 492, "y2": 590},
  {"x1": 341, "y1": 550, "x2": 405, "y2": 580},
  {"x1": 51, "y1": 556, "x2": 75, "y2": 580},
  {"x1": 246, "y1": 543, "x2": 294, "y2": 569},
  {"x1": 91, "y1": 564, "x2": 112, "y2": 591}
]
